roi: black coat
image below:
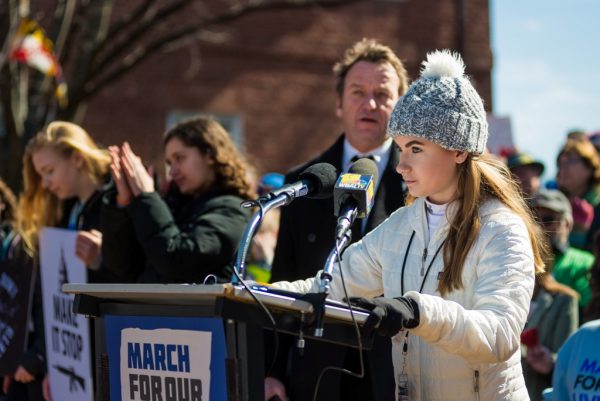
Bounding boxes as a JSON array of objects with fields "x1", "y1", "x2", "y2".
[
  {"x1": 101, "y1": 189, "x2": 250, "y2": 283},
  {"x1": 0, "y1": 224, "x2": 44, "y2": 400},
  {"x1": 59, "y1": 180, "x2": 138, "y2": 283},
  {"x1": 272, "y1": 134, "x2": 405, "y2": 281},
  {"x1": 270, "y1": 134, "x2": 406, "y2": 401}
]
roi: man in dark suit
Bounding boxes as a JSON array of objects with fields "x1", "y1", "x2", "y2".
[{"x1": 266, "y1": 39, "x2": 409, "y2": 401}]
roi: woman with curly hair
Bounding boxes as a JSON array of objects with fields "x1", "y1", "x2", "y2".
[{"x1": 102, "y1": 116, "x2": 253, "y2": 283}]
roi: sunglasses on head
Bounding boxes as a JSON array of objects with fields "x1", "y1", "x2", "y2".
[{"x1": 538, "y1": 214, "x2": 562, "y2": 225}]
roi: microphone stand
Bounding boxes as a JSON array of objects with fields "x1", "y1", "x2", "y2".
[
  {"x1": 232, "y1": 194, "x2": 290, "y2": 284},
  {"x1": 314, "y1": 227, "x2": 352, "y2": 337}
]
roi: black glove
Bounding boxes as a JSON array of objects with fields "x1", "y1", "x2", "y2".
[{"x1": 348, "y1": 296, "x2": 420, "y2": 337}]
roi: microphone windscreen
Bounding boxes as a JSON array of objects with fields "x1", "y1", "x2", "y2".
[
  {"x1": 298, "y1": 163, "x2": 339, "y2": 199},
  {"x1": 348, "y1": 157, "x2": 379, "y2": 184}
]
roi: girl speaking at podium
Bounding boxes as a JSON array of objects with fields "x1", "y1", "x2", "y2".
[{"x1": 271, "y1": 50, "x2": 547, "y2": 401}]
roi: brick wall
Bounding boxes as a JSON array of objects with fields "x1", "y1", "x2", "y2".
[{"x1": 83, "y1": 0, "x2": 492, "y2": 177}]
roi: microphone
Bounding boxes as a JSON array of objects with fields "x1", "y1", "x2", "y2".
[
  {"x1": 257, "y1": 162, "x2": 338, "y2": 205},
  {"x1": 333, "y1": 158, "x2": 379, "y2": 241}
]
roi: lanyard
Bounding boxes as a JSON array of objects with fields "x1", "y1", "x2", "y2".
[
  {"x1": 0, "y1": 229, "x2": 15, "y2": 261},
  {"x1": 398, "y1": 229, "x2": 445, "y2": 392},
  {"x1": 67, "y1": 201, "x2": 84, "y2": 230},
  {"x1": 400, "y1": 230, "x2": 445, "y2": 295}
]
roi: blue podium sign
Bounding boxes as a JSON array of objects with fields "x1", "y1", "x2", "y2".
[{"x1": 105, "y1": 315, "x2": 227, "y2": 401}]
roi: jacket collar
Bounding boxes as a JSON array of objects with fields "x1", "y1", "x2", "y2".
[
  {"x1": 407, "y1": 197, "x2": 450, "y2": 249},
  {"x1": 310, "y1": 133, "x2": 399, "y2": 174},
  {"x1": 313, "y1": 134, "x2": 346, "y2": 170}
]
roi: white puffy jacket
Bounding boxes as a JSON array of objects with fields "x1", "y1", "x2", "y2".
[{"x1": 274, "y1": 197, "x2": 535, "y2": 401}]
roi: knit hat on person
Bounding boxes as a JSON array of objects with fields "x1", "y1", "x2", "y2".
[
  {"x1": 531, "y1": 189, "x2": 573, "y2": 223},
  {"x1": 388, "y1": 49, "x2": 488, "y2": 154}
]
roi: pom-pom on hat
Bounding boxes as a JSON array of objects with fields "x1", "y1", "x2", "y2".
[{"x1": 388, "y1": 49, "x2": 488, "y2": 154}]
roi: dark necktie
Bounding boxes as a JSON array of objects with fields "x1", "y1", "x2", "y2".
[
  {"x1": 348, "y1": 154, "x2": 376, "y2": 239},
  {"x1": 350, "y1": 154, "x2": 375, "y2": 164}
]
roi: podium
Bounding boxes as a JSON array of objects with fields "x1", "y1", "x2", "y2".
[{"x1": 64, "y1": 283, "x2": 371, "y2": 401}]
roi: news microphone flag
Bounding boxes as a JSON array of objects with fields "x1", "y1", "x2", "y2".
[{"x1": 333, "y1": 170, "x2": 375, "y2": 219}]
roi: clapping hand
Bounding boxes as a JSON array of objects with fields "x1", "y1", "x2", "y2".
[
  {"x1": 108, "y1": 143, "x2": 154, "y2": 206},
  {"x1": 109, "y1": 145, "x2": 132, "y2": 206}
]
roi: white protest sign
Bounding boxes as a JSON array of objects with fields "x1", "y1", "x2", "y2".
[
  {"x1": 120, "y1": 328, "x2": 212, "y2": 401},
  {"x1": 40, "y1": 227, "x2": 93, "y2": 401},
  {"x1": 486, "y1": 114, "x2": 515, "y2": 155}
]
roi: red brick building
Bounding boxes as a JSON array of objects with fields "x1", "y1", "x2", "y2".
[{"x1": 83, "y1": 0, "x2": 492, "y2": 177}]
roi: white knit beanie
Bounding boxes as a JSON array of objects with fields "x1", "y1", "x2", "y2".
[{"x1": 387, "y1": 50, "x2": 488, "y2": 154}]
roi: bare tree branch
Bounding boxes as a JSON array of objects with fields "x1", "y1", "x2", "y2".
[
  {"x1": 0, "y1": 0, "x2": 366, "y2": 189},
  {"x1": 104, "y1": 0, "x2": 158, "y2": 42},
  {"x1": 61, "y1": 0, "x2": 115, "y2": 116},
  {"x1": 84, "y1": 0, "x2": 361, "y2": 99},
  {"x1": 89, "y1": 0, "x2": 193, "y2": 80},
  {"x1": 0, "y1": 0, "x2": 20, "y2": 69}
]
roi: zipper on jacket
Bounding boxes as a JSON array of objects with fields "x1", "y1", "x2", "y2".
[
  {"x1": 474, "y1": 370, "x2": 480, "y2": 401},
  {"x1": 420, "y1": 248, "x2": 428, "y2": 276}
]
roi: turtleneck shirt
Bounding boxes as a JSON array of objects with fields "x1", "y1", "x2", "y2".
[{"x1": 424, "y1": 198, "x2": 448, "y2": 245}]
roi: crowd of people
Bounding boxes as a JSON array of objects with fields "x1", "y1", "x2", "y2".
[{"x1": 1, "y1": 38, "x2": 599, "y2": 401}]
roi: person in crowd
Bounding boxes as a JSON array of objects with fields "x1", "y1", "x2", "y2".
[
  {"x1": 566, "y1": 129, "x2": 588, "y2": 142},
  {"x1": 0, "y1": 179, "x2": 46, "y2": 401},
  {"x1": 101, "y1": 116, "x2": 253, "y2": 283},
  {"x1": 542, "y1": 235, "x2": 600, "y2": 400},
  {"x1": 271, "y1": 50, "x2": 548, "y2": 400},
  {"x1": 541, "y1": 319, "x2": 600, "y2": 400},
  {"x1": 588, "y1": 131, "x2": 600, "y2": 154},
  {"x1": 258, "y1": 172, "x2": 285, "y2": 196},
  {"x1": 521, "y1": 272, "x2": 579, "y2": 401},
  {"x1": 506, "y1": 150, "x2": 545, "y2": 199},
  {"x1": 556, "y1": 138, "x2": 600, "y2": 250},
  {"x1": 266, "y1": 38, "x2": 409, "y2": 401},
  {"x1": 583, "y1": 233, "x2": 600, "y2": 322},
  {"x1": 18, "y1": 121, "x2": 131, "y2": 282},
  {"x1": 533, "y1": 189, "x2": 594, "y2": 313},
  {"x1": 17, "y1": 121, "x2": 130, "y2": 400}
]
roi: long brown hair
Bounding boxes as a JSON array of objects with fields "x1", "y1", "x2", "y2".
[
  {"x1": 538, "y1": 272, "x2": 579, "y2": 300},
  {"x1": 164, "y1": 116, "x2": 255, "y2": 200},
  {"x1": 408, "y1": 154, "x2": 549, "y2": 296},
  {"x1": 18, "y1": 121, "x2": 110, "y2": 254}
]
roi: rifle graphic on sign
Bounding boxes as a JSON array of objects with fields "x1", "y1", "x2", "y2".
[
  {"x1": 53, "y1": 364, "x2": 85, "y2": 392},
  {"x1": 57, "y1": 246, "x2": 69, "y2": 291}
]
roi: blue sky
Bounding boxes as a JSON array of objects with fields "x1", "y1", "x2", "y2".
[{"x1": 491, "y1": 0, "x2": 600, "y2": 180}]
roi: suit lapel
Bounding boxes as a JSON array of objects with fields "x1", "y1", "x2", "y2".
[
  {"x1": 312, "y1": 135, "x2": 405, "y2": 240},
  {"x1": 314, "y1": 134, "x2": 345, "y2": 172}
]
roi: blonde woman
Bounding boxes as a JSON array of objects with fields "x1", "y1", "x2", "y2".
[
  {"x1": 269, "y1": 51, "x2": 548, "y2": 401},
  {"x1": 19, "y1": 121, "x2": 134, "y2": 282}
]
